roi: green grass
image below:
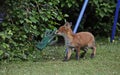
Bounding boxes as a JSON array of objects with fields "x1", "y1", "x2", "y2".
[{"x1": 0, "y1": 41, "x2": 120, "y2": 75}]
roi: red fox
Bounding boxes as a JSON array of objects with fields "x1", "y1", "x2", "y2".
[{"x1": 55, "y1": 22, "x2": 96, "y2": 61}]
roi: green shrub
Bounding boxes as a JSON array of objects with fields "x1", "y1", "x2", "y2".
[
  {"x1": 0, "y1": 0, "x2": 118, "y2": 61},
  {"x1": 0, "y1": 0, "x2": 78, "y2": 61},
  {"x1": 77, "y1": 0, "x2": 116, "y2": 36}
]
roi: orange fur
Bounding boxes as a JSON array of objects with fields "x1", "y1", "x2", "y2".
[{"x1": 56, "y1": 22, "x2": 96, "y2": 61}]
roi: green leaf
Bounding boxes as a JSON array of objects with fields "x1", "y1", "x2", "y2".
[
  {"x1": 22, "y1": 35, "x2": 27, "y2": 39},
  {"x1": 38, "y1": 0, "x2": 44, "y2": 2},
  {"x1": 61, "y1": 3, "x2": 65, "y2": 7},
  {"x1": 99, "y1": 12, "x2": 105, "y2": 18},
  {"x1": 20, "y1": 20, "x2": 24, "y2": 24},
  {"x1": 68, "y1": 3, "x2": 72, "y2": 8},
  {"x1": 2, "y1": 43, "x2": 10, "y2": 49},
  {"x1": 64, "y1": 14, "x2": 69, "y2": 17},
  {"x1": 29, "y1": 16, "x2": 38, "y2": 23},
  {"x1": 57, "y1": 16, "x2": 62, "y2": 21},
  {"x1": 25, "y1": 18, "x2": 32, "y2": 23},
  {"x1": 0, "y1": 50, "x2": 3, "y2": 56},
  {"x1": 8, "y1": 30, "x2": 13, "y2": 35}
]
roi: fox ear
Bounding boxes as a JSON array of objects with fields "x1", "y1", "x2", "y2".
[{"x1": 65, "y1": 22, "x2": 72, "y2": 28}]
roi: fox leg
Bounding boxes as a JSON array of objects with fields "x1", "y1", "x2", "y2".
[
  {"x1": 64, "y1": 48, "x2": 71, "y2": 61},
  {"x1": 91, "y1": 46, "x2": 96, "y2": 58},
  {"x1": 88, "y1": 42, "x2": 96, "y2": 58},
  {"x1": 80, "y1": 47, "x2": 88, "y2": 58},
  {"x1": 76, "y1": 47, "x2": 80, "y2": 60}
]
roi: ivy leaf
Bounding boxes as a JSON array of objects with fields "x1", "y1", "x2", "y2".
[
  {"x1": 38, "y1": 0, "x2": 44, "y2": 2},
  {"x1": 0, "y1": 50, "x2": 3, "y2": 56},
  {"x1": 99, "y1": 12, "x2": 105, "y2": 18},
  {"x1": 64, "y1": 14, "x2": 69, "y2": 17},
  {"x1": 68, "y1": 3, "x2": 72, "y2": 8},
  {"x1": 61, "y1": 3, "x2": 65, "y2": 7},
  {"x1": 57, "y1": 16, "x2": 62, "y2": 21},
  {"x1": 8, "y1": 30, "x2": 13, "y2": 35},
  {"x1": 29, "y1": 16, "x2": 38, "y2": 23},
  {"x1": 20, "y1": 20, "x2": 24, "y2": 24},
  {"x1": 25, "y1": 18, "x2": 32, "y2": 23}
]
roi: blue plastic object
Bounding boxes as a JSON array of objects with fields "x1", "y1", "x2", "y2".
[
  {"x1": 65, "y1": 0, "x2": 89, "y2": 54},
  {"x1": 110, "y1": 0, "x2": 120, "y2": 42},
  {"x1": 73, "y1": 0, "x2": 89, "y2": 33}
]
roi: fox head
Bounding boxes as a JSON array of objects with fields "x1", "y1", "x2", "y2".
[{"x1": 55, "y1": 22, "x2": 73, "y2": 36}]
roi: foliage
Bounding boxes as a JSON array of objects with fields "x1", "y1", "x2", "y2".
[
  {"x1": 0, "y1": 0, "x2": 79, "y2": 61},
  {"x1": 0, "y1": 0, "x2": 67, "y2": 61},
  {"x1": 83, "y1": 0, "x2": 116, "y2": 36},
  {"x1": 0, "y1": 0, "x2": 118, "y2": 61}
]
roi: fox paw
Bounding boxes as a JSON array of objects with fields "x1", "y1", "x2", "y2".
[
  {"x1": 91, "y1": 54, "x2": 95, "y2": 58},
  {"x1": 62, "y1": 58, "x2": 69, "y2": 62}
]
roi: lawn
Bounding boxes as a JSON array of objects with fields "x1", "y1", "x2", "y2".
[{"x1": 0, "y1": 40, "x2": 120, "y2": 75}]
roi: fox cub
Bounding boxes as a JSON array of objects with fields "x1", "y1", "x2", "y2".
[{"x1": 55, "y1": 22, "x2": 96, "y2": 61}]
